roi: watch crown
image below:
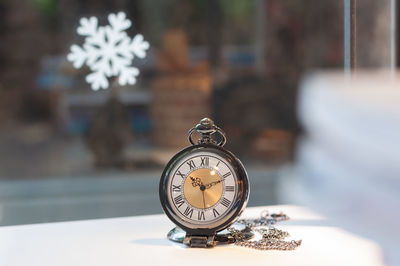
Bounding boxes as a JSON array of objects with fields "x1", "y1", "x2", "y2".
[
  {"x1": 188, "y1": 117, "x2": 227, "y2": 146},
  {"x1": 200, "y1": 117, "x2": 214, "y2": 126},
  {"x1": 196, "y1": 118, "x2": 216, "y2": 134}
]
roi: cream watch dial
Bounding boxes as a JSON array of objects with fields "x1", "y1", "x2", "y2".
[{"x1": 167, "y1": 151, "x2": 238, "y2": 225}]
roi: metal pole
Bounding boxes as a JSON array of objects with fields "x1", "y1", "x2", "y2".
[
  {"x1": 344, "y1": 0, "x2": 356, "y2": 72},
  {"x1": 390, "y1": 0, "x2": 397, "y2": 70},
  {"x1": 255, "y1": 0, "x2": 267, "y2": 74}
]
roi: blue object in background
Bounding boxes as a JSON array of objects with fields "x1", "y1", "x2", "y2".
[
  {"x1": 66, "y1": 115, "x2": 90, "y2": 134},
  {"x1": 130, "y1": 109, "x2": 151, "y2": 134}
]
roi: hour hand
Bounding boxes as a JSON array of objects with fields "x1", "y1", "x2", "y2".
[
  {"x1": 205, "y1": 180, "x2": 222, "y2": 189},
  {"x1": 190, "y1": 176, "x2": 202, "y2": 187}
]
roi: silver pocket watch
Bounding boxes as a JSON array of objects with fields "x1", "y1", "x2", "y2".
[{"x1": 159, "y1": 118, "x2": 250, "y2": 247}]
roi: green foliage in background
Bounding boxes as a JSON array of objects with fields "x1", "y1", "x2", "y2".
[
  {"x1": 141, "y1": 0, "x2": 256, "y2": 46},
  {"x1": 31, "y1": 0, "x2": 59, "y2": 17},
  {"x1": 221, "y1": 0, "x2": 255, "y2": 20}
]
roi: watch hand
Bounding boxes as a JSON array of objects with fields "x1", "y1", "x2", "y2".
[
  {"x1": 205, "y1": 180, "x2": 222, "y2": 189},
  {"x1": 201, "y1": 190, "x2": 206, "y2": 209},
  {"x1": 190, "y1": 176, "x2": 202, "y2": 187}
]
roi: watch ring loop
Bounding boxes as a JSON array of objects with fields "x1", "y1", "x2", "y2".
[{"x1": 187, "y1": 126, "x2": 227, "y2": 147}]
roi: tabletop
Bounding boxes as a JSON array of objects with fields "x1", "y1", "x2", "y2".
[{"x1": 0, "y1": 205, "x2": 384, "y2": 266}]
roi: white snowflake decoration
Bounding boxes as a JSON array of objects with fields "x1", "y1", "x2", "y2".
[{"x1": 67, "y1": 12, "x2": 149, "y2": 90}]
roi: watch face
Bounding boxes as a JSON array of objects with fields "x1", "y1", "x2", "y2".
[{"x1": 160, "y1": 144, "x2": 249, "y2": 233}]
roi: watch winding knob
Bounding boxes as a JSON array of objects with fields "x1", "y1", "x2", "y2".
[{"x1": 187, "y1": 118, "x2": 227, "y2": 146}]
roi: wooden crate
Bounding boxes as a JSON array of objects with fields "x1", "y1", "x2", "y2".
[{"x1": 151, "y1": 74, "x2": 211, "y2": 148}]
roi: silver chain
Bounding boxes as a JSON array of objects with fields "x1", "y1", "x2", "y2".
[{"x1": 228, "y1": 211, "x2": 302, "y2": 251}]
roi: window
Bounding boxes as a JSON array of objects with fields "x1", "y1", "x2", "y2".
[{"x1": 0, "y1": 0, "x2": 396, "y2": 225}]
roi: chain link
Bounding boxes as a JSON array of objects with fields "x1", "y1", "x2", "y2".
[{"x1": 228, "y1": 211, "x2": 302, "y2": 251}]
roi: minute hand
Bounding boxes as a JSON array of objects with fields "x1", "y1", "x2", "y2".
[{"x1": 205, "y1": 180, "x2": 222, "y2": 189}]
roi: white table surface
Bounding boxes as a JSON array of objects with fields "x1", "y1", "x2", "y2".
[{"x1": 0, "y1": 205, "x2": 385, "y2": 266}]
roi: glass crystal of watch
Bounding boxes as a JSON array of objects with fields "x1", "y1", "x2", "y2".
[{"x1": 159, "y1": 118, "x2": 249, "y2": 247}]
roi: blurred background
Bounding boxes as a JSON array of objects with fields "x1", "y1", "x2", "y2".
[{"x1": 0, "y1": 0, "x2": 397, "y2": 228}]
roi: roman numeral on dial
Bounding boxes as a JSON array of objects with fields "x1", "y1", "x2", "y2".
[
  {"x1": 200, "y1": 157, "x2": 209, "y2": 167},
  {"x1": 187, "y1": 160, "x2": 196, "y2": 170},
  {"x1": 225, "y1": 185, "x2": 234, "y2": 192},
  {"x1": 172, "y1": 185, "x2": 181, "y2": 192},
  {"x1": 198, "y1": 211, "x2": 205, "y2": 220},
  {"x1": 222, "y1": 172, "x2": 231, "y2": 179},
  {"x1": 173, "y1": 195, "x2": 185, "y2": 208},
  {"x1": 220, "y1": 197, "x2": 231, "y2": 208},
  {"x1": 212, "y1": 208, "x2": 220, "y2": 218},
  {"x1": 184, "y1": 206, "x2": 194, "y2": 218},
  {"x1": 176, "y1": 171, "x2": 185, "y2": 179}
]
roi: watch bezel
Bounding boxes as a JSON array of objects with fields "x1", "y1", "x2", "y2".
[{"x1": 159, "y1": 143, "x2": 249, "y2": 236}]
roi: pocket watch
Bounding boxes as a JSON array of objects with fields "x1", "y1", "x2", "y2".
[{"x1": 159, "y1": 118, "x2": 250, "y2": 247}]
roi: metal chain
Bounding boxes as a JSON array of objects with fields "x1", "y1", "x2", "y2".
[{"x1": 228, "y1": 211, "x2": 302, "y2": 251}]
